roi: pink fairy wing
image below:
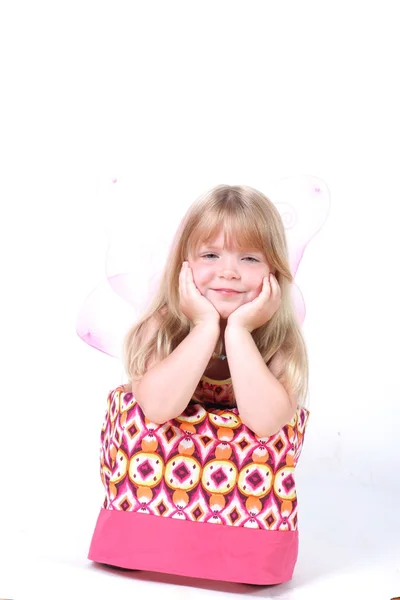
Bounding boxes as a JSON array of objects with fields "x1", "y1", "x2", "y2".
[
  {"x1": 76, "y1": 176, "x2": 330, "y2": 359},
  {"x1": 265, "y1": 175, "x2": 330, "y2": 277},
  {"x1": 76, "y1": 176, "x2": 175, "y2": 360},
  {"x1": 264, "y1": 175, "x2": 331, "y2": 324},
  {"x1": 76, "y1": 278, "x2": 135, "y2": 360}
]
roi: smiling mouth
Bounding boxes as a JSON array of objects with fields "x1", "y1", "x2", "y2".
[{"x1": 212, "y1": 289, "x2": 242, "y2": 294}]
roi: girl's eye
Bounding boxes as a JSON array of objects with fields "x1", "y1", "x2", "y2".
[
  {"x1": 202, "y1": 254, "x2": 259, "y2": 263},
  {"x1": 243, "y1": 256, "x2": 259, "y2": 263}
]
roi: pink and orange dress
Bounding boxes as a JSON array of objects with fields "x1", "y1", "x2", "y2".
[{"x1": 88, "y1": 375, "x2": 310, "y2": 585}]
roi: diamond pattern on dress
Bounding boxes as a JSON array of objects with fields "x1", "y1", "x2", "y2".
[{"x1": 99, "y1": 385, "x2": 309, "y2": 530}]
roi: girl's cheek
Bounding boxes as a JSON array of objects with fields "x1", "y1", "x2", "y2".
[
  {"x1": 255, "y1": 281, "x2": 264, "y2": 295},
  {"x1": 191, "y1": 269, "x2": 202, "y2": 288}
]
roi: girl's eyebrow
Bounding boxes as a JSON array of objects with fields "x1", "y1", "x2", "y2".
[{"x1": 200, "y1": 245, "x2": 263, "y2": 255}]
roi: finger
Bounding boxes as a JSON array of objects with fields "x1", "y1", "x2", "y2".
[
  {"x1": 179, "y1": 262, "x2": 186, "y2": 284},
  {"x1": 185, "y1": 263, "x2": 199, "y2": 304},
  {"x1": 270, "y1": 274, "x2": 281, "y2": 298},
  {"x1": 186, "y1": 263, "x2": 199, "y2": 294},
  {"x1": 185, "y1": 263, "x2": 193, "y2": 295},
  {"x1": 180, "y1": 262, "x2": 188, "y2": 298},
  {"x1": 269, "y1": 276, "x2": 281, "y2": 311},
  {"x1": 254, "y1": 277, "x2": 266, "y2": 298},
  {"x1": 268, "y1": 275, "x2": 274, "y2": 290},
  {"x1": 262, "y1": 276, "x2": 271, "y2": 295},
  {"x1": 185, "y1": 262, "x2": 193, "y2": 289},
  {"x1": 251, "y1": 278, "x2": 268, "y2": 304}
]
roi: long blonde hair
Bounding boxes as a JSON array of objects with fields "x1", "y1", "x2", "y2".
[{"x1": 123, "y1": 184, "x2": 309, "y2": 406}]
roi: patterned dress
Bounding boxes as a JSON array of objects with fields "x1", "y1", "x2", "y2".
[{"x1": 88, "y1": 375, "x2": 310, "y2": 585}]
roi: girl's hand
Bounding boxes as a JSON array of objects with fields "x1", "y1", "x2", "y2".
[
  {"x1": 227, "y1": 274, "x2": 281, "y2": 332},
  {"x1": 179, "y1": 262, "x2": 220, "y2": 327}
]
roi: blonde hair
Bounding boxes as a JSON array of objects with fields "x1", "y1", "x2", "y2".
[{"x1": 123, "y1": 184, "x2": 309, "y2": 406}]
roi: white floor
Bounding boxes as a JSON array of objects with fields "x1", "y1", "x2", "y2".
[{"x1": 1, "y1": 480, "x2": 399, "y2": 600}]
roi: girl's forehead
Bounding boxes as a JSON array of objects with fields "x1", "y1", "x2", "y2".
[
  {"x1": 192, "y1": 234, "x2": 265, "y2": 257},
  {"x1": 196, "y1": 228, "x2": 260, "y2": 250}
]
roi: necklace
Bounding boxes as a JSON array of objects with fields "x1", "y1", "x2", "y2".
[{"x1": 212, "y1": 352, "x2": 227, "y2": 360}]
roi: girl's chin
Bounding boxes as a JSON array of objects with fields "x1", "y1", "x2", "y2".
[{"x1": 210, "y1": 304, "x2": 238, "y2": 319}]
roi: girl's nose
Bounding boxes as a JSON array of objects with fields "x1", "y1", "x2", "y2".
[{"x1": 217, "y1": 259, "x2": 239, "y2": 278}]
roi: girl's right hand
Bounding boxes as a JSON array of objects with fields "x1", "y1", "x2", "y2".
[{"x1": 179, "y1": 262, "x2": 220, "y2": 327}]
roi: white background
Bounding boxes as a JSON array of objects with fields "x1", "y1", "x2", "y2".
[{"x1": 1, "y1": 1, "x2": 399, "y2": 598}]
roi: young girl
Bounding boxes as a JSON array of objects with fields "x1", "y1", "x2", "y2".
[{"x1": 88, "y1": 184, "x2": 310, "y2": 585}]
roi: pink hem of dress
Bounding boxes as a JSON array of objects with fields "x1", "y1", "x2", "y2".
[{"x1": 88, "y1": 508, "x2": 299, "y2": 585}]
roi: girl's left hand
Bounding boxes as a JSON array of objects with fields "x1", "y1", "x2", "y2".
[{"x1": 227, "y1": 274, "x2": 281, "y2": 332}]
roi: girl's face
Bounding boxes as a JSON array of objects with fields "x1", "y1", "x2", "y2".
[{"x1": 188, "y1": 229, "x2": 272, "y2": 321}]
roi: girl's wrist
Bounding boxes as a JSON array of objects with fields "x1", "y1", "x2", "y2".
[
  {"x1": 193, "y1": 321, "x2": 220, "y2": 337},
  {"x1": 194, "y1": 318, "x2": 220, "y2": 329},
  {"x1": 225, "y1": 323, "x2": 250, "y2": 334}
]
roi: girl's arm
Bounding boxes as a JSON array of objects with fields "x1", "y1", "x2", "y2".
[
  {"x1": 224, "y1": 325, "x2": 297, "y2": 438},
  {"x1": 133, "y1": 321, "x2": 220, "y2": 423}
]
